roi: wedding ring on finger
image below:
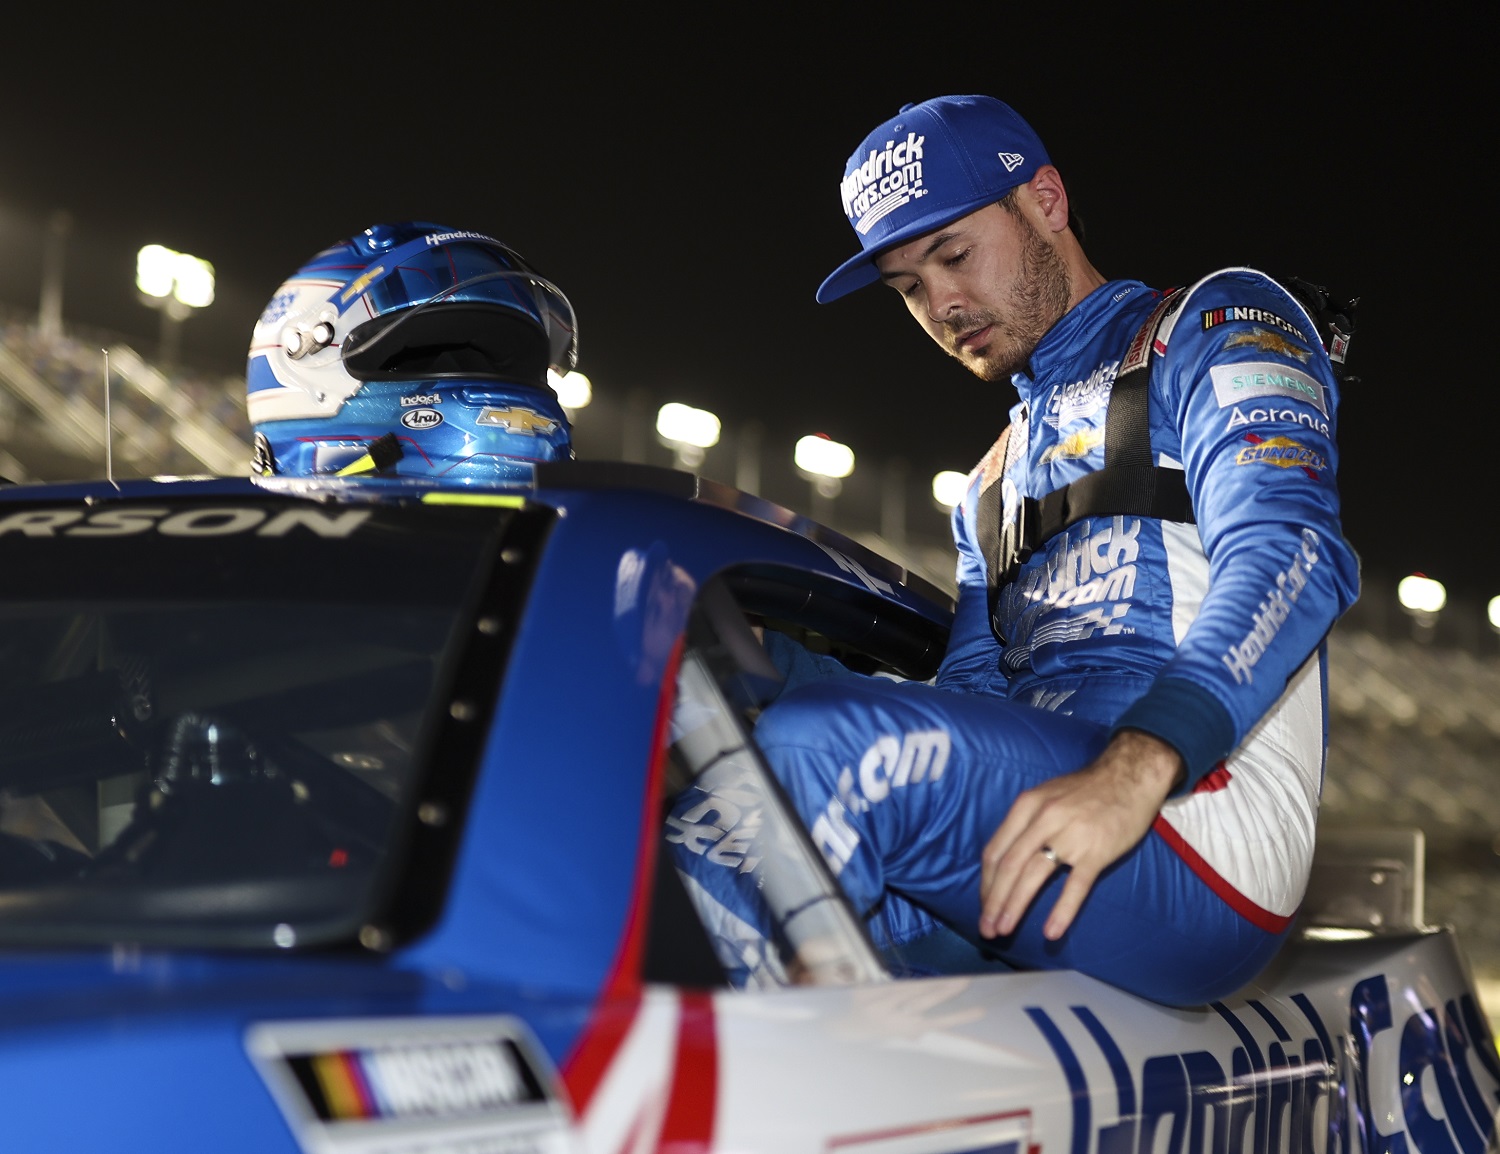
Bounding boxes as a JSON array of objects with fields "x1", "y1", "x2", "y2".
[{"x1": 1039, "y1": 845, "x2": 1061, "y2": 866}]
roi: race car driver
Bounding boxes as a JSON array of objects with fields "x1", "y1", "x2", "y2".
[
  {"x1": 750, "y1": 95, "x2": 1361, "y2": 1005},
  {"x1": 246, "y1": 221, "x2": 577, "y2": 485}
]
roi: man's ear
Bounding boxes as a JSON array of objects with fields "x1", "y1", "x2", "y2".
[{"x1": 1028, "y1": 165, "x2": 1071, "y2": 235}]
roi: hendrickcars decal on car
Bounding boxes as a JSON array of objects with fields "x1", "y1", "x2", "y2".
[
  {"x1": 246, "y1": 1016, "x2": 573, "y2": 1154},
  {"x1": 1029, "y1": 976, "x2": 1500, "y2": 1154},
  {"x1": 0, "y1": 506, "x2": 373, "y2": 538}
]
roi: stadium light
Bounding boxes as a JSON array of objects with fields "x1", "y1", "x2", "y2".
[
  {"x1": 136, "y1": 245, "x2": 215, "y2": 309},
  {"x1": 548, "y1": 368, "x2": 592, "y2": 410},
  {"x1": 135, "y1": 244, "x2": 215, "y2": 367},
  {"x1": 931, "y1": 470, "x2": 969, "y2": 509},
  {"x1": 656, "y1": 402, "x2": 720, "y2": 469},
  {"x1": 1487, "y1": 596, "x2": 1500, "y2": 632},
  {"x1": 1397, "y1": 574, "x2": 1447, "y2": 615},
  {"x1": 794, "y1": 433, "x2": 855, "y2": 480},
  {"x1": 794, "y1": 433, "x2": 855, "y2": 524}
]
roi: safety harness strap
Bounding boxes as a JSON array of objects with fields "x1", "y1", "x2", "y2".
[
  {"x1": 978, "y1": 276, "x2": 1356, "y2": 641},
  {"x1": 982, "y1": 290, "x2": 1191, "y2": 635}
]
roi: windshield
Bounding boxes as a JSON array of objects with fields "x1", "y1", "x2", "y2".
[{"x1": 0, "y1": 496, "x2": 513, "y2": 949}]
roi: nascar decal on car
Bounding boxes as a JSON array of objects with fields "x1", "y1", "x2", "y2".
[
  {"x1": 1210, "y1": 361, "x2": 1328, "y2": 416},
  {"x1": 246, "y1": 1016, "x2": 572, "y2": 1154},
  {"x1": 1027, "y1": 976, "x2": 1499, "y2": 1154},
  {"x1": 0, "y1": 506, "x2": 373, "y2": 538},
  {"x1": 1234, "y1": 433, "x2": 1328, "y2": 480}
]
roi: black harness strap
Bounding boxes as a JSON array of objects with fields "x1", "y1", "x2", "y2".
[
  {"x1": 980, "y1": 276, "x2": 1356, "y2": 642},
  {"x1": 983, "y1": 290, "x2": 1192, "y2": 623}
]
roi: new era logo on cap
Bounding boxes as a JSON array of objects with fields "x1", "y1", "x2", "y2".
[{"x1": 816, "y1": 95, "x2": 1052, "y2": 304}]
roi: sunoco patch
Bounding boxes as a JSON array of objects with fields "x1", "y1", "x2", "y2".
[{"x1": 246, "y1": 1015, "x2": 573, "y2": 1153}]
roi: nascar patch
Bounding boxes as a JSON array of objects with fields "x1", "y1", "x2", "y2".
[
  {"x1": 1210, "y1": 361, "x2": 1327, "y2": 416},
  {"x1": 1200, "y1": 305, "x2": 1307, "y2": 342},
  {"x1": 246, "y1": 1015, "x2": 572, "y2": 1154}
]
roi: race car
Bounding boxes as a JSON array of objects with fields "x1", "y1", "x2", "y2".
[{"x1": 0, "y1": 460, "x2": 1493, "y2": 1154}]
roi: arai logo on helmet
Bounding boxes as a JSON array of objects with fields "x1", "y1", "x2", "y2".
[{"x1": 400, "y1": 408, "x2": 443, "y2": 430}]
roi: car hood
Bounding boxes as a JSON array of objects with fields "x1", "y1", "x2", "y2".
[{"x1": 0, "y1": 951, "x2": 590, "y2": 1151}]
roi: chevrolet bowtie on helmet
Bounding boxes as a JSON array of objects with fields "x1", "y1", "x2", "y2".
[{"x1": 246, "y1": 222, "x2": 578, "y2": 484}]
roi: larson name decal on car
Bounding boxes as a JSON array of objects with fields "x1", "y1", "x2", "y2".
[{"x1": 0, "y1": 506, "x2": 374, "y2": 538}]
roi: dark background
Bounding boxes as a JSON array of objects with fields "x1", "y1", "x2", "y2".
[{"x1": 0, "y1": 8, "x2": 1490, "y2": 595}]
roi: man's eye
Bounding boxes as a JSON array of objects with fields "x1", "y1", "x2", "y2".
[
  {"x1": 900, "y1": 281, "x2": 922, "y2": 299},
  {"x1": 944, "y1": 248, "x2": 971, "y2": 268}
]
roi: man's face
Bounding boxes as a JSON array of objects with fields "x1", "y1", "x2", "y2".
[{"x1": 874, "y1": 200, "x2": 1071, "y2": 382}]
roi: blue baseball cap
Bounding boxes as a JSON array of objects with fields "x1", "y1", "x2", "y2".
[{"x1": 816, "y1": 95, "x2": 1051, "y2": 303}]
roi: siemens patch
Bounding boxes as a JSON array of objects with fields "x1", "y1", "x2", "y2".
[{"x1": 1210, "y1": 361, "x2": 1328, "y2": 416}]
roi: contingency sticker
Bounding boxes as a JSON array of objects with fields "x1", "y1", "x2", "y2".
[{"x1": 245, "y1": 1015, "x2": 575, "y2": 1154}]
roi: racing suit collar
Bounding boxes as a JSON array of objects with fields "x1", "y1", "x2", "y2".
[{"x1": 1008, "y1": 278, "x2": 1154, "y2": 402}]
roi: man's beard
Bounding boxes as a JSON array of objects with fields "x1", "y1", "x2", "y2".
[{"x1": 947, "y1": 213, "x2": 1072, "y2": 382}]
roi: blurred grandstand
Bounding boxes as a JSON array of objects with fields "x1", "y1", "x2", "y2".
[
  {"x1": 0, "y1": 306, "x2": 247, "y2": 482},
  {"x1": 2, "y1": 310, "x2": 1498, "y2": 1022}
]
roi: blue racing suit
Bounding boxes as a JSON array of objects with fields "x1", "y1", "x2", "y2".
[{"x1": 753, "y1": 269, "x2": 1361, "y2": 1004}]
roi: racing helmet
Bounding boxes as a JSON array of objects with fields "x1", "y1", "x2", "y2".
[{"x1": 247, "y1": 222, "x2": 578, "y2": 484}]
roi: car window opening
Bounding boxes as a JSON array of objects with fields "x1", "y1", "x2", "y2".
[{"x1": 657, "y1": 573, "x2": 900, "y2": 991}]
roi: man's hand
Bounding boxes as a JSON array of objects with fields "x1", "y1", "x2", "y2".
[{"x1": 978, "y1": 729, "x2": 1184, "y2": 942}]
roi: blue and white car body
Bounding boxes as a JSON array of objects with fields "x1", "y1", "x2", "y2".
[{"x1": 0, "y1": 462, "x2": 1491, "y2": 1153}]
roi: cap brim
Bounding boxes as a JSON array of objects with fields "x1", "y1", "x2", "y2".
[{"x1": 813, "y1": 189, "x2": 1008, "y2": 304}]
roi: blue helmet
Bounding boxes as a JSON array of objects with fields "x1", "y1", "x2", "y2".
[{"x1": 246, "y1": 222, "x2": 577, "y2": 484}]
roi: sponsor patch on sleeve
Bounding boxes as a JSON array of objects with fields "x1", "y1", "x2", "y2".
[
  {"x1": 246, "y1": 1015, "x2": 573, "y2": 1154},
  {"x1": 1209, "y1": 361, "x2": 1327, "y2": 416}
]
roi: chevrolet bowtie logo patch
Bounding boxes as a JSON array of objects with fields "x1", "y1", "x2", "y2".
[
  {"x1": 340, "y1": 265, "x2": 385, "y2": 303},
  {"x1": 477, "y1": 407, "x2": 558, "y2": 435},
  {"x1": 1222, "y1": 327, "x2": 1312, "y2": 363}
]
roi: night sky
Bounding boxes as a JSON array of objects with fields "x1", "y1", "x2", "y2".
[{"x1": 0, "y1": 10, "x2": 1491, "y2": 597}]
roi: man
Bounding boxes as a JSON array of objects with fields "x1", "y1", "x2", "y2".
[{"x1": 752, "y1": 95, "x2": 1360, "y2": 1004}]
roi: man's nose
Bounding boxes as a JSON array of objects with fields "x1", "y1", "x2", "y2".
[{"x1": 925, "y1": 278, "x2": 966, "y2": 323}]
